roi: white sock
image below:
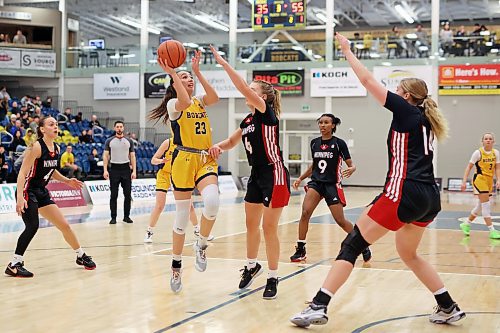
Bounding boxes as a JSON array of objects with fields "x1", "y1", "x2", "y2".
[
  {"x1": 172, "y1": 254, "x2": 182, "y2": 261},
  {"x1": 433, "y1": 287, "x2": 447, "y2": 295},
  {"x1": 194, "y1": 224, "x2": 200, "y2": 232},
  {"x1": 488, "y1": 225, "x2": 495, "y2": 231},
  {"x1": 298, "y1": 239, "x2": 306, "y2": 244},
  {"x1": 147, "y1": 226, "x2": 154, "y2": 232},
  {"x1": 75, "y1": 248, "x2": 85, "y2": 258},
  {"x1": 268, "y1": 269, "x2": 278, "y2": 279},
  {"x1": 11, "y1": 254, "x2": 23, "y2": 265},
  {"x1": 247, "y1": 258, "x2": 257, "y2": 269},
  {"x1": 198, "y1": 236, "x2": 208, "y2": 247},
  {"x1": 320, "y1": 287, "x2": 335, "y2": 298}
]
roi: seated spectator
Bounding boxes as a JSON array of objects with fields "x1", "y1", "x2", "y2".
[
  {"x1": 0, "y1": 97, "x2": 8, "y2": 122},
  {"x1": 21, "y1": 112, "x2": 30, "y2": 128},
  {"x1": 440, "y1": 22, "x2": 454, "y2": 55},
  {"x1": 0, "y1": 34, "x2": 4, "y2": 43},
  {"x1": 4, "y1": 34, "x2": 11, "y2": 43},
  {"x1": 454, "y1": 26, "x2": 468, "y2": 56},
  {"x1": 33, "y1": 106, "x2": 42, "y2": 117},
  {"x1": 64, "y1": 107, "x2": 74, "y2": 122},
  {"x1": 6, "y1": 115, "x2": 18, "y2": 132},
  {"x1": 79, "y1": 129, "x2": 93, "y2": 143},
  {"x1": 13, "y1": 29, "x2": 27, "y2": 44},
  {"x1": 74, "y1": 111, "x2": 83, "y2": 123},
  {"x1": 29, "y1": 115, "x2": 40, "y2": 132},
  {"x1": 0, "y1": 145, "x2": 8, "y2": 184},
  {"x1": 24, "y1": 128, "x2": 36, "y2": 146},
  {"x1": 60, "y1": 145, "x2": 82, "y2": 179},
  {"x1": 129, "y1": 132, "x2": 140, "y2": 148},
  {"x1": 0, "y1": 86, "x2": 10, "y2": 100},
  {"x1": 88, "y1": 148, "x2": 103, "y2": 175},
  {"x1": 10, "y1": 101, "x2": 20, "y2": 114},
  {"x1": 41, "y1": 96, "x2": 52, "y2": 108},
  {"x1": 33, "y1": 95, "x2": 42, "y2": 107},
  {"x1": 391, "y1": 26, "x2": 407, "y2": 58},
  {"x1": 414, "y1": 24, "x2": 429, "y2": 56},
  {"x1": 8, "y1": 119, "x2": 23, "y2": 137},
  {"x1": 12, "y1": 129, "x2": 27, "y2": 153},
  {"x1": 90, "y1": 114, "x2": 102, "y2": 128}
]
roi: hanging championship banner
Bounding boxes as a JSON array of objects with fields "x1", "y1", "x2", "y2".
[{"x1": 252, "y1": 69, "x2": 304, "y2": 96}]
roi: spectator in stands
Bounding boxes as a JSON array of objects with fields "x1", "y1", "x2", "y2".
[
  {"x1": 10, "y1": 101, "x2": 20, "y2": 114},
  {"x1": 129, "y1": 132, "x2": 140, "y2": 148},
  {"x1": 88, "y1": 148, "x2": 103, "y2": 175},
  {"x1": 23, "y1": 128, "x2": 35, "y2": 145},
  {"x1": 64, "y1": 107, "x2": 74, "y2": 122},
  {"x1": 74, "y1": 111, "x2": 83, "y2": 123},
  {"x1": 6, "y1": 115, "x2": 18, "y2": 132},
  {"x1": 12, "y1": 129, "x2": 26, "y2": 153},
  {"x1": 33, "y1": 95, "x2": 42, "y2": 107},
  {"x1": 9, "y1": 120, "x2": 24, "y2": 137},
  {"x1": 0, "y1": 145, "x2": 8, "y2": 184},
  {"x1": 0, "y1": 34, "x2": 4, "y2": 43},
  {"x1": 21, "y1": 112, "x2": 30, "y2": 128},
  {"x1": 414, "y1": 24, "x2": 429, "y2": 57},
  {"x1": 440, "y1": 22, "x2": 454, "y2": 56},
  {"x1": 42, "y1": 96, "x2": 52, "y2": 108},
  {"x1": 0, "y1": 112, "x2": 7, "y2": 127},
  {"x1": 13, "y1": 29, "x2": 27, "y2": 44},
  {"x1": 0, "y1": 97, "x2": 8, "y2": 122},
  {"x1": 60, "y1": 145, "x2": 82, "y2": 179},
  {"x1": 4, "y1": 34, "x2": 11, "y2": 43},
  {"x1": 391, "y1": 25, "x2": 407, "y2": 58},
  {"x1": 0, "y1": 86, "x2": 10, "y2": 100},
  {"x1": 90, "y1": 114, "x2": 102, "y2": 128},
  {"x1": 454, "y1": 26, "x2": 467, "y2": 56},
  {"x1": 29, "y1": 115, "x2": 40, "y2": 132},
  {"x1": 33, "y1": 106, "x2": 42, "y2": 117},
  {"x1": 79, "y1": 129, "x2": 93, "y2": 144}
]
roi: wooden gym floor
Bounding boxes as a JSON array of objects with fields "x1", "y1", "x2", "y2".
[{"x1": 0, "y1": 188, "x2": 498, "y2": 333}]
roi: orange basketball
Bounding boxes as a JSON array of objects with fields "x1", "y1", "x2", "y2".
[{"x1": 157, "y1": 40, "x2": 186, "y2": 68}]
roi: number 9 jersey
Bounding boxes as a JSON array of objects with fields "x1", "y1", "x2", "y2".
[{"x1": 310, "y1": 136, "x2": 350, "y2": 184}]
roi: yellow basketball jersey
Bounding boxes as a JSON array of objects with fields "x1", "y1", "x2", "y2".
[
  {"x1": 475, "y1": 147, "x2": 496, "y2": 178},
  {"x1": 171, "y1": 97, "x2": 212, "y2": 150},
  {"x1": 162, "y1": 138, "x2": 176, "y2": 173}
]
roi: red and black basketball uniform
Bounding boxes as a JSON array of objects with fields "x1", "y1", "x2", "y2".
[
  {"x1": 240, "y1": 102, "x2": 290, "y2": 208},
  {"x1": 368, "y1": 91, "x2": 441, "y2": 231},
  {"x1": 22, "y1": 139, "x2": 59, "y2": 208},
  {"x1": 307, "y1": 136, "x2": 350, "y2": 207}
]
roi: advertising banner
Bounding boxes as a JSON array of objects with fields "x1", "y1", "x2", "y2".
[
  {"x1": 252, "y1": 69, "x2": 304, "y2": 96},
  {"x1": 21, "y1": 51, "x2": 56, "y2": 71},
  {"x1": 144, "y1": 72, "x2": 168, "y2": 98},
  {"x1": 0, "y1": 184, "x2": 17, "y2": 214},
  {"x1": 195, "y1": 70, "x2": 247, "y2": 98},
  {"x1": 310, "y1": 68, "x2": 367, "y2": 97},
  {"x1": 46, "y1": 180, "x2": 86, "y2": 208},
  {"x1": 94, "y1": 73, "x2": 139, "y2": 100},
  {"x1": 85, "y1": 178, "x2": 158, "y2": 205},
  {"x1": 218, "y1": 175, "x2": 238, "y2": 194},
  {"x1": 373, "y1": 66, "x2": 434, "y2": 93},
  {"x1": 0, "y1": 48, "x2": 21, "y2": 69},
  {"x1": 439, "y1": 64, "x2": 500, "y2": 95}
]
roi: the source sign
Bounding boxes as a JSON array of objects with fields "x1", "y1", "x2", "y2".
[
  {"x1": 252, "y1": 70, "x2": 304, "y2": 96},
  {"x1": 94, "y1": 73, "x2": 139, "y2": 100},
  {"x1": 310, "y1": 68, "x2": 367, "y2": 97},
  {"x1": 144, "y1": 72, "x2": 168, "y2": 98},
  {"x1": 46, "y1": 181, "x2": 86, "y2": 208},
  {"x1": 21, "y1": 51, "x2": 56, "y2": 71},
  {"x1": 373, "y1": 66, "x2": 434, "y2": 93},
  {"x1": 439, "y1": 64, "x2": 500, "y2": 95},
  {"x1": 85, "y1": 178, "x2": 158, "y2": 205},
  {"x1": 0, "y1": 184, "x2": 17, "y2": 214},
  {"x1": 195, "y1": 70, "x2": 247, "y2": 98}
]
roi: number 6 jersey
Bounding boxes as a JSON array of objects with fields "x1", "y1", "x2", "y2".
[
  {"x1": 310, "y1": 136, "x2": 350, "y2": 184},
  {"x1": 240, "y1": 103, "x2": 284, "y2": 167}
]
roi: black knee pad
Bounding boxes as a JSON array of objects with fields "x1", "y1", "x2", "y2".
[{"x1": 336, "y1": 225, "x2": 370, "y2": 265}]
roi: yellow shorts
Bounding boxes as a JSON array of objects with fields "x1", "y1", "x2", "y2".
[
  {"x1": 473, "y1": 174, "x2": 493, "y2": 194},
  {"x1": 170, "y1": 150, "x2": 218, "y2": 191},
  {"x1": 156, "y1": 169, "x2": 171, "y2": 192}
]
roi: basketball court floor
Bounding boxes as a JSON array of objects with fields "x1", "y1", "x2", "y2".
[{"x1": 1, "y1": 188, "x2": 498, "y2": 333}]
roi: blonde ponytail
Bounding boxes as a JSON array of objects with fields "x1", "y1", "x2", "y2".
[
  {"x1": 272, "y1": 88, "x2": 281, "y2": 119},
  {"x1": 422, "y1": 96, "x2": 449, "y2": 141}
]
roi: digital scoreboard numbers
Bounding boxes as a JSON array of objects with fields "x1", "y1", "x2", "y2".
[{"x1": 252, "y1": 0, "x2": 306, "y2": 30}]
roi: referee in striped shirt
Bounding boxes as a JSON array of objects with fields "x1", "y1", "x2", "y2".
[{"x1": 103, "y1": 121, "x2": 137, "y2": 224}]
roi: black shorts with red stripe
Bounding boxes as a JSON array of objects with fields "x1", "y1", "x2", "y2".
[
  {"x1": 244, "y1": 163, "x2": 290, "y2": 208},
  {"x1": 306, "y1": 180, "x2": 346, "y2": 207},
  {"x1": 368, "y1": 179, "x2": 440, "y2": 231},
  {"x1": 22, "y1": 187, "x2": 55, "y2": 208}
]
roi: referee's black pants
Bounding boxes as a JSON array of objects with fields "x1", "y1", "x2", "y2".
[{"x1": 109, "y1": 163, "x2": 132, "y2": 219}]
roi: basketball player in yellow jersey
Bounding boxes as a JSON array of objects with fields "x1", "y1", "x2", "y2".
[
  {"x1": 150, "y1": 51, "x2": 220, "y2": 293},
  {"x1": 460, "y1": 133, "x2": 500, "y2": 239},
  {"x1": 144, "y1": 138, "x2": 214, "y2": 243}
]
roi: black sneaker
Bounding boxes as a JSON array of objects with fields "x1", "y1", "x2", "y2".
[
  {"x1": 290, "y1": 245, "x2": 307, "y2": 262},
  {"x1": 263, "y1": 277, "x2": 278, "y2": 300},
  {"x1": 5, "y1": 262, "x2": 34, "y2": 278},
  {"x1": 123, "y1": 217, "x2": 133, "y2": 223},
  {"x1": 362, "y1": 247, "x2": 372, "y2": 262},
  {"x1": 109, "y1": 218, "x2": 117, "y2": 224},
  {"x1": 238, "y1": 263, "x2": 262, "y2": 289},
  {"x1": 76, "y1": 254, "x2": 96, "y2": 270}
]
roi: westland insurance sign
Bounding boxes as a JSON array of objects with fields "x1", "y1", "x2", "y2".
[{"x1": 94, "y1": 73, "x2": 139, "y2": 100}]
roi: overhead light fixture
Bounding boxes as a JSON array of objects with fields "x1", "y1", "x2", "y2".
[
  {"x1": 271, "y1": 38, "x2": 280, "y2": 43},
  {"x1": 314, "y1": 10, "x2": 338, "y2": 26},
  {"x1": 395, "y1": 4, "x2": 414, "y2": 24},
  {"x1": 194, "y1": 15, "x2": 229, "y2": 32},
  {"x1": 120, "y1": 18, "x2": 161, "y2": 34}
]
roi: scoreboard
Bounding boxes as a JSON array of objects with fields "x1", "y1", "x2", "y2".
[{"x1": 252, "y1": 0, "x2": 306, "y2": 30}]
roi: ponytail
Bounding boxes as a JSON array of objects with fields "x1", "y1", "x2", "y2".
[
  {"x1": 272, "y1": 88, "x2": 281, "y2": 119},
  {"x1": 317, "y1": 113, "x2": 341, "y2": 133},
  {"x1": 149, "y1": 75, "x2": 177, "y2": 124},
  {"x1": 422, "y1": 96, "x2": 448, "y2": 141}
]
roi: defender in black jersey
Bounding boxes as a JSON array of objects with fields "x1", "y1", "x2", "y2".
[
  {"x1": 290, "y1": 114, "x2": 371, "y2": 263},
  {"x1": 291, "y1": 33, "x2": 464, "y2": 328},
  {"x1": 209, "y1": 46, "x2": 290, "y2": 299},
  {"x1": 5, "y1": 117, "x2": 95, "y2": 278}
]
